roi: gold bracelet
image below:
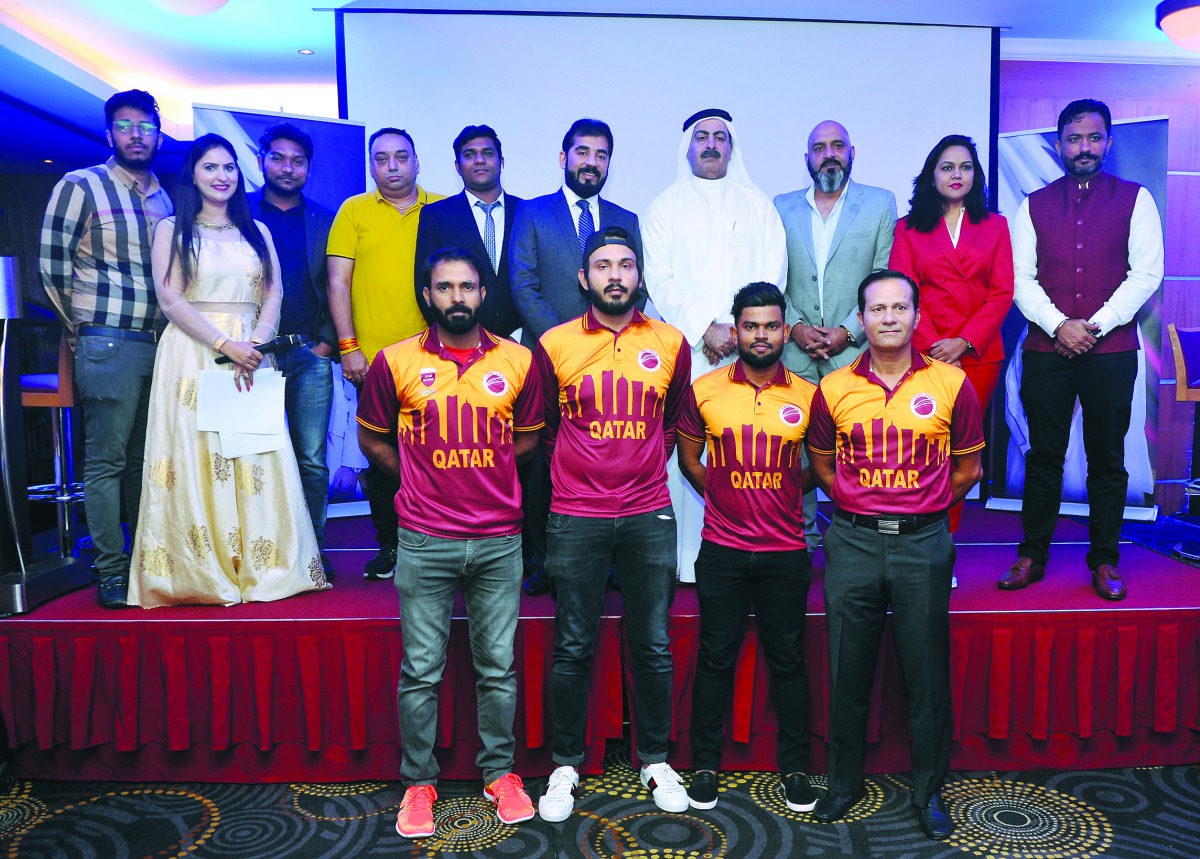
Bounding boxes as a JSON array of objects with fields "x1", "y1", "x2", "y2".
[
  {"x1": 340, "y1": 345, "x2": 362, "y2": 357},
  {"x1": 212, "y1": 336, "x2": 228, "y2": 352}
]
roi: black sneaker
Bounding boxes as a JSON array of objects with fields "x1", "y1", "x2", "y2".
[
  {"x1": 363, "y1": 546, "x2": 397, "y2": 580},
  {"x1": 320, "y1": 552, "x2": 336, "y2": 583},
  {"x1": 97, "y1": 576, "x2": 130, "y2": 609},
  {"x1": 688, "y1": 769, "x2": 718, "y2": 809},
  {"x1": 523, "y1": 568, "x2": 554, "y2": 597},
  {"x1": 782, "y1": 772, "x2": 818, "y2": 812}
]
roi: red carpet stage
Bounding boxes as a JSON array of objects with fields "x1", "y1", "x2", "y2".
[{"x1": 3, "y1": 505, "x2": 1199, "y2": 783}]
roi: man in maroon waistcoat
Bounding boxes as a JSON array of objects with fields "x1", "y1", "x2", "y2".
[{"x1": 1002, "y1": 98, "x2": 1164, "y2": 601}]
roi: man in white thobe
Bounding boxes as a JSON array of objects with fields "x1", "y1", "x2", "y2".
[{"x1": 643, "y1": 108, "x2": 788, "y2": 583}]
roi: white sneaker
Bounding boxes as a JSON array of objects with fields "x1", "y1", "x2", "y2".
[
  {"x1": 640, "y1": 762, "x2": 689, "y2": 813},
  {"x1": 538, "y1": 765, "x2": 579, "y2": 822}
]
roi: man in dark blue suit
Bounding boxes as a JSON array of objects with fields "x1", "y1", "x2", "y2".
[
  {"x1": 247, "y1": 122, "x2": 337, "y2": 579},
  {"x1": 414, "y1": 125, "x2": 523, "y2": 338},
  {"x1": 509, "y1": 118, "x2": 643, "y2": 594},
  {"x1": 510, "y1": 118, "x2": 642, "y2": 347}
]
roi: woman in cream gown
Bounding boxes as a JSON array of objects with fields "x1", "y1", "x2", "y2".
[{"x1": 129, "y1": 134, "x2": 328, "y2": 607}]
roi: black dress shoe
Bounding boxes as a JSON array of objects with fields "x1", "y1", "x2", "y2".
[
  {"x1": 523, "y1": 568, "x2": 553, "y2": 597},
  {"x1": 916, "y1": 792, "x2": 953, "y2": 840},
  {"x1": 812, "y1": 789, "x2": 863, "y2": 822}
]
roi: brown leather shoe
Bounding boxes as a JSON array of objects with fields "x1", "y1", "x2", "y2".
[
  {"x1": 998, "y1": 557, "x2": 1045, "y2": 590},
  {"x1": 1091, "y1": 564, "x2": 1127, "y2": 601}
]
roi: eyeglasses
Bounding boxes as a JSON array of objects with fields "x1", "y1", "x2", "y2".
[{"x1": 112, "y1": 120, "x2": 159, "y2": 136}]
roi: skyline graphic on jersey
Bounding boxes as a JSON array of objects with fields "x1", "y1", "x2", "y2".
[
  {"x1": 399, "y1": 396, "x2": 514, "y2": 451},
  {"x1": 836, "y1": 418, "x2": 950, "y2": 468},
  {"x1": 561, "y1": 370, "x2": 666, "y2": 421},
  {"x1": 707, "y1": 424, "x2": 802, "y2": 471}
]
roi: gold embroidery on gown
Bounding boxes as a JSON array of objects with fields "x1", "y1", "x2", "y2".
[
  {"x1": 176, "y1": 377, "x2": 197, "y2": 410},
  {"x1": 128, "y1": 236, "x2": 327, "y2": 607},
  {"x1": 148, "y1": 458, "x2": 176, "y2": 490},
  {"x1": 210, "y1": 453, "x2": 232, "y2": 484}
]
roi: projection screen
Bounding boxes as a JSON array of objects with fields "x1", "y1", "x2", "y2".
[{"x1": 338, "y1": 11, "x2": 997, "y2": 214}]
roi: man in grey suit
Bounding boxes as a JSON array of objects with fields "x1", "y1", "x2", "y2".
[
  {"x1": 510, "y1": 118, "x2": 642, "y2": 347},
  {"x1": 510, "y1": 118, "x2": 642, "y2": 595},
  {"x1": 775, "y1": 120, "x2": 897, "y2": 548}
]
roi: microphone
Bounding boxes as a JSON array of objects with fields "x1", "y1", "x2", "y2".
[{"x1": 214, "y1": 333, "x2": 304, "y2": 364}]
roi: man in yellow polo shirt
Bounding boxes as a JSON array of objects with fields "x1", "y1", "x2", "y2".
[{"x1": 328, "y1": 126, "x2": 445, "y2": 579}]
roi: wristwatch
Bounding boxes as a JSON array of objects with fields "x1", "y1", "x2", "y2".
[{"x1": 839, "y1": 325, "x2": 857, "y2": 347}]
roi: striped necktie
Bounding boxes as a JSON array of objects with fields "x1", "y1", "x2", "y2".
[
  {"x1": 477, "y1": 200, "x2": 500, "y2": 272},
  {"x1": 577, "y1": 198, "x2": 594, "y2": 254}
]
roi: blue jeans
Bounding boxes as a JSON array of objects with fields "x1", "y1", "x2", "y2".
[
  {"x1": 690, "y1": 540, "x2": 812, "y2": 774},
  {"x1": 274, "y1": 343, "x2": 333, "y2": 548},
  {"x1": 394, "y1": 526, "x2": 522, "y2": 786},
  {"x1": 74, "y1": 334, "x2": 157, "y2": 582},
  {"x1": 546, "y1": 506, "x2": 677, "y2": 766}
]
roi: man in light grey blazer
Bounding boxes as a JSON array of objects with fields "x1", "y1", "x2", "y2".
[
  {"x1": 510, "y1": 118, "x2": 642, "y2": 347},
  {"x1": 510, "y1": 117, "x2": 642, "y2": 595},
  {"x1": 775, "y1": 120, "x2": 897, "y2": 547}
]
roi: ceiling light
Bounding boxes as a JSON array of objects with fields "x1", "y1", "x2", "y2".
[
  {"x1": 298, "y1": 49, "x2": 314, "y2": 56},
  {"x1": 43, "y1": 159, "x2": 53, "y2": 164},
  {"x1": 149, "y1": 0, "x2": 230, "y2": 14},
  {"x1": 1157, "y1": 0, "x2": 1200, "y2": 52}
]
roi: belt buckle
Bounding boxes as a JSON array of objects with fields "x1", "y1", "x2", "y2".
[{"x1": 877, "y1": 518, "x2": 901, "y2": 535}]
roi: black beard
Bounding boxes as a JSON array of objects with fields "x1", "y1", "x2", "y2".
[
  {"x1": 564, "y1": 166, "x2": 606, "y2": 199},
  {"x1": 1064, "y1": 153, "x2": 1104, "y2": 178},
  {"x1": 264, "y1": 176, "x2": 304, "y2": 200},
  {"x1": 431, "y1": 304, "x2": 478, "y2": 336},
  {"x1": 739, "y1": 342, "x2": 784, "y2": 369},
  {"x1": 112, "y1": 144, "x2": 155, "y2": 172},
  {"x1": 585, "y1": 284, "x2": 637, "y2": 316}
]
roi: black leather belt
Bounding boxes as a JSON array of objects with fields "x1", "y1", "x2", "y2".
[
  {"x1": 78, "y1": 324, "x2": 161, "y2": 343},
  {"x1": 834, "y1": 507, "x2": 946, "y2": 535},
  {"x1": 281, "y1": 331, "x2": 315, "y2": 344}
]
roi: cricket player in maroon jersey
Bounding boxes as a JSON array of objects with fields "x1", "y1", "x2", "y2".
[{"x1": 357, "y1": 247, "x2": 542, "y2": 839}]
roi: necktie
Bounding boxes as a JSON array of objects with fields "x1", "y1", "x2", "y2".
[
  {"x1": 477, "y1": 200, "x2": 500, "y2": 272},
  {"x1": 577, "y1": 198, "x2": 594, "y2": 255}
]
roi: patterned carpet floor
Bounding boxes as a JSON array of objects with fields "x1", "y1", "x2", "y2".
[{"x1": 2, "y1": 743, "x2": 1198, "y2": 858}]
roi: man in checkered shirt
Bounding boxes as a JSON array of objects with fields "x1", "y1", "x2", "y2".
[{"x1": 39, "y1": 89, "x2": 174, "y2": 608}]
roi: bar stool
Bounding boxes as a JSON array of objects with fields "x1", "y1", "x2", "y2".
[
  {"x1": 20, "y1": 335, "x2": 84, "y2": 557},
  {"x1": 1167, "y1": 323, "x2": 1200, "y2": 560}
]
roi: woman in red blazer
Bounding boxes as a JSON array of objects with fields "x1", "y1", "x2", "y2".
[{"x1": 890, "y1": 134, "x2": 1014, "y2": 530}]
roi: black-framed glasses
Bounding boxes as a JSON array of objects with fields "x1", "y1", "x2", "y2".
[{"x1": 112, "y1": 120, "x2": 158, "y2": 136}]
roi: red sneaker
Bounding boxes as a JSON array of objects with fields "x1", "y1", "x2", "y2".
[
  {"x1": 395, "y1": 784, "x2": 437, "y2": 838},
  {"x1": 484, "y1": 772, "x2": 535, "y2": 824}
]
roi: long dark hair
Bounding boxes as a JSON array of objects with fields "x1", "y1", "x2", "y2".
[
  {"x1": 904, "y1": 134, "x2": 990, "y2": 233},
  {"x1": 168, "y1": 133, "x2": 272, "y2": 285}
]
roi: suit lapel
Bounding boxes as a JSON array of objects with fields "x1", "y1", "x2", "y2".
[
  {"x1": 826, "y1": 183, "x2": 863, "y2": 260},
  {"x1": 799, "y1": 191, "x2": 818, "y2": 267},
  {"x1": 554, "y1": 191, "x2": 578, "y2": 247},
  {"x1": 932, "y1": 213, "x2": 975, "y2": 279},
  {"x1": 453, "y1": 192, "x2": 494, "y2": 271}
]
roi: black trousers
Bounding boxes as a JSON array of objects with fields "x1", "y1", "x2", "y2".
[
  {"x1": 690, "y1": 540, "x2": 812, "y2": 774},
  {"x1": 1018, "y1": 349, "x2": 1138, "y2": 569},
  {"x1": 365, "y1": 460, "x2": 399, "y2": 551},
  {"x1": 823, "y1": 514, "x2": 954, "y2": 808}
]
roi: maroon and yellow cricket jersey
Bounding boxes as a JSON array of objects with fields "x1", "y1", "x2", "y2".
[
  {"x1": 535, "y1": 308, "x2": 691, "y2": 517},
  {"x1": 356, "y1": 327, "x2": 543, "y2": 539},
  {"x1": 677, "y1": 360, "x2": 817, "y2": 552},
  {"x1": 807, "y1": 347, "x2": 984, "y2": 515}
]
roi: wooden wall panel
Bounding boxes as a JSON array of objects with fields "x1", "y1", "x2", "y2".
[
  {"x1": 999, "y1": 60, "x2": 1200, "y2": 509},
  {"x1": 1165, "y1": 174, "x2": 1200, "y2": 277}
]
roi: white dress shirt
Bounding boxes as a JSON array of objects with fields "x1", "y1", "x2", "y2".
[
  {"x1": 1011, "y1": 183, "x2": 1163, "y2": 338},
  {"x1": 805, "y1": 183, "x2": 849, "y2": 324}
]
